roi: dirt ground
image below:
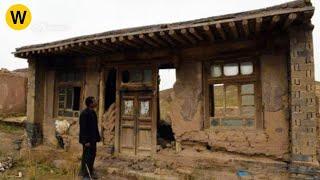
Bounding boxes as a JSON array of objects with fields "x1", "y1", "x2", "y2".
[{"x1": 0, "y1": 122, "x2": 315, "y2": 180}]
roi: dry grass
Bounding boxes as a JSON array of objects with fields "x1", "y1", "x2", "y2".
[{"x1": 0, "y1": 147, "x2": 80, "y2": 180}]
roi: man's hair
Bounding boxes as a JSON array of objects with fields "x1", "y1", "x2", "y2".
[{"x1": 85, "y1": 96, "x2": 95, "y2": 107}]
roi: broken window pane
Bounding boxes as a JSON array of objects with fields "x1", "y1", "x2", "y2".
[
  {"x1": 140, "y1": 100, "x2": 150, "y2": 117},
  {"x1": 143, "y1": 70, "x2": 152, "y2": 83},
  {"x1": 241, "y1": 95, "x2": 254, "y2": 106},
  {"x1": 223, "y1": 63, "x2": 238, "y2": 76},
  {"x1": 241, "y1": 84, "x2": 254, "y2": 94},
  {"x1": 211, "y1": 65, "x2": 222, "y2": 77},
  {"x1": 240, "y1": 62, "x2": 253, "y2": 75},
  {"x1": 122, "y1": 100, "x2": 134, "y2": 116},
  {"x1": 213, "y1": 84, "x2": 224, "y2": 117}
]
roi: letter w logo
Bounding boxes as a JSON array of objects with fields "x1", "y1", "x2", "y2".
[{"x1": 10, "y1": 11, "x2": 27, "y2": 24}]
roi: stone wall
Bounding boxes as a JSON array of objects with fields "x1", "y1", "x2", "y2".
[
  {"x1": 169, "y1": 49, "x2": 290, "y2": 160},
  {"x1": 0, "y1": 69, "x2": 27, "y2": 117}
]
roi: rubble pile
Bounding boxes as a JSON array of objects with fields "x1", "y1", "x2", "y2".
[{"x1": 0, "y1": 157, "x2": 13, "y2": 172}]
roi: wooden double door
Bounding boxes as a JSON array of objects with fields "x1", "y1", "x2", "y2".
[{"x1": 119, "y1": 90, "x2": 155, "y2": 156}]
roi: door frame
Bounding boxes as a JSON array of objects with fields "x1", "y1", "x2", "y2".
[{"x1": 114, "y1": 65, "x2": 158, "y2": 156}]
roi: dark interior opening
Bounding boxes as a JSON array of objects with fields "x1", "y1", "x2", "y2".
[
  {"x1": 122, "y1": 70, "x2": 129, "y2": 83},
  {"x1": 73, "y1": 87, "x2": 81, "y2": 110},
  {"x1": 105, "y1": 69, "x2": 117, "y2": 111}
]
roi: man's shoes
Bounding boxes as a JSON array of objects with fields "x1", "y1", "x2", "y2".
[
  {"x1": 91, "y1": 172, "x2": 99, "y2": 179},
  {"x1": 82, "y1": 176, "x2": 90, "y2": 180}
]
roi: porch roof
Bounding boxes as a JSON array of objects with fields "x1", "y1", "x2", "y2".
[{"x1": 14, "y1": 0, "x2": 314, "y2": 59}]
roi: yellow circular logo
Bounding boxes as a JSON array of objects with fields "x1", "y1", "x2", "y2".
[{"x1": 6, "y1": 4, "x2": 32, "y2": 30}]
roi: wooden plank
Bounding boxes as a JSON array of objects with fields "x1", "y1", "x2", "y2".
[
  {"x1": 242, "y1": 20, "x2": 250, "y2": 38},
  {"x1": 228, "y1": 22, "x2": 239, "y2": 39},
  {"x1": 189, "y1": 27, "x2": 204, "y2": 41},
  {"x1": 180, "y1": 29, "x2": 197, "y2": 44},
  {"x1": 215, "y1": 23, "x2": 226, "y2": 40},
  {"x1": 202, "y1": 25, "x2": 215, "y2": 42}
]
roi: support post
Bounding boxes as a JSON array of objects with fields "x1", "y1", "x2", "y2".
[
  {"x1": 289, "y1": 24, "x2": 319, "y2": 169},
  {"x1": 26, "y1": 59, "x2": 43, "y2": 147},
  {"x1": 98, "y1": 69, "x2": 105, "y2": 140}
]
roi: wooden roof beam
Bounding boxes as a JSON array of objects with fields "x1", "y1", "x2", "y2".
[
  {"x1": 159, "y1": 31, "x2": 176, "y2": 47},
  {"x1": 79, "y1": 41, "x2": 102, "y2": 54},
  {"x1": 168, "y1": 30, "x2": 188, "y2": 46},
  {"x1": 255, "y1": 17, "x2": 263, "y2": 35},
  {"x1": 228, "y1": 22, "x2": 239, "y2": 39},
  {"x1": 148, "y1": 32, "x2": 168, "y2": 47},
  {"x1": 269, "y1": 15, "x2": 280, "y2": 31},
  {"x1": 203, "y1": 25, "x2": 215, "y2": 42},
  {"x1": 283, "y1": 13, "x2": 297, "y2": 30},
  {"x1": 93, "y1": 40, "x2": 111, "y2": 52},
  {"x1": 139, "y1": 34, "x2": 161, "y2": 48},
  {"x1": 188, "y1": 27, "x2": 204, "y2": 41},
  {"x1": 180, "y1": 29, "x2": 197, "y2": 44},
  {"x1": 242, "y1": 20, "x2": 250, "y2": 38},
  {"x1": 119, "y1": 36, "x2": 141, "y2": 49},
  {"x1": 215, "y1": 23, "x2": 226, "y2": 40},
  {"x1": 102, "y1": 38, "x2": 121, "y2": 51},
  {"x1": 128, "y1": 35, "x2": 153, "y2": 49}
]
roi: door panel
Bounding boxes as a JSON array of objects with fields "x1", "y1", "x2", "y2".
[
  {"x1": 120, "y1": 95, "x2": 136, "y2": 155},
  {"x1": 120, "y1": 91, "x2": 153, "y2": 156}
]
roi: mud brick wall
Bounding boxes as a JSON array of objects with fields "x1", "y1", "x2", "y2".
[
  {"x1": 170, "y1": 61, "x2": 203, "y2": 137},
  {"x1": 169, "y1": 47, "x2": 290, "y2": 159},
  {"x1": 0, "y1": 70, "x2": 27, "y2": 117},
  {"x1": 289, "y1": 26, "x2": 318, "y2": 164}
]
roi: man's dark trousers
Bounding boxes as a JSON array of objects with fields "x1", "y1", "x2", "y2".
[{"x1": 81, "y1": 142, "x2": 96, "y2": 176}]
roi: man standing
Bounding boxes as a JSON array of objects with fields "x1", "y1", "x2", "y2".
[{"x1": 79, "y1": 96, "x2": 101, "y2": 179}]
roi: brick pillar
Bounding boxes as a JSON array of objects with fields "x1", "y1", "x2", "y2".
[{"x1": 289, "y1": 25, "x2": 318, "y2": 166}]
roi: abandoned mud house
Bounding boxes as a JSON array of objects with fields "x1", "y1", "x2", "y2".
[{"x1": 13, "y1": 0, "x2": 319, "y2": 173}]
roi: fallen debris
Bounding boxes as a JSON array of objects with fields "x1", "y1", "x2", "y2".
[{"x1": 0, "y1": 157, "x2": 13, "y2": 172}]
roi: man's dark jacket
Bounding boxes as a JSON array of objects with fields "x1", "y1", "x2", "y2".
[{"x1": 79, "y1": 108, "x2": 101, "y2": 144}]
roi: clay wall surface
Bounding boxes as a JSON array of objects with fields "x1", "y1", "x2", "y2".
[
  {"x1": 0, "y1": 70, "x2": 27, "y2": 117},
  {"x1": 170, "y1": 61, "x2": 203, "y2": 137},
  {"x1": 169, "y1": 49, "x2": 290, "y2": 160},
  {"x1": 316, "y1": 81, "x2": 320, "y2": 115},
  {"x1": 39, "y1": 58, "x2": 100, "y2": 151}
]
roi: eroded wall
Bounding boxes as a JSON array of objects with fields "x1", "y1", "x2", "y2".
[
  {"x1": 41, "y1": 57, "x2": 100, "y2": 151},
  {"x1": 0, "y1": 70, "x2": 27, "y2": 117},
  {"x1": 169, "y1": 50, "x2": 290, "y2": 160}
]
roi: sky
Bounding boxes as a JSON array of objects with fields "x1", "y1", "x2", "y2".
[{"x1": 0, "y1": 0, "x2": 319, "y2": 90}]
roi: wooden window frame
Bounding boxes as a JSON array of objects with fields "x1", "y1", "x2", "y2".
[
  {"x1": 203, "y1": 57, "x2": 262, "y2": 129},
  {"x1": 54, "y1": 71, "x2": 84, "y2": 119},
  {"x1": 118, "y1": 66, "x2": 157, "y2": 91}
]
